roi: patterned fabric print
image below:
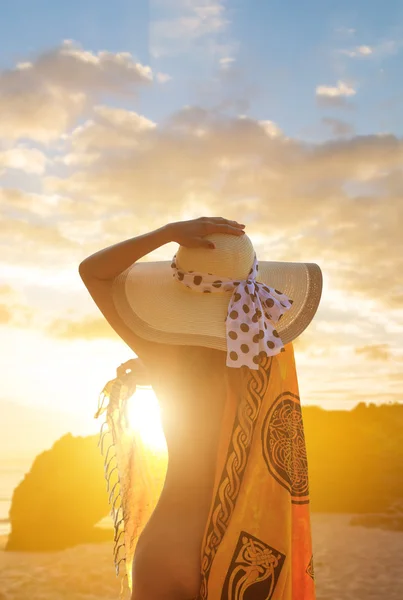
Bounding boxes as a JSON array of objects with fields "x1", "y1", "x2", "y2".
[
  {"x1": 221, "y1": 531, "x2": 286, "y2": 600},
  {"x1": 195, "y1": 344, "x2": 316, "y2": 600},
  {"x1": 197, "y1": 356, "x2": 273, "y2": 600},
  {"x1": 261, "y1": 392, "x2": 310, "y2": 504},
  {"x1": 306, "y1": 555, "x2": 315, "y2": 581},
  {"x1": 171, "y1": 253, "x2": 294, "y2": 370}
]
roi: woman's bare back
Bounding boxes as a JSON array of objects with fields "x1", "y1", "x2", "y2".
[{"x1": 131, "y1": 346, "x2": 228, "y2": 600}]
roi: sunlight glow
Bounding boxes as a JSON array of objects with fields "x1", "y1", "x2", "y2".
[{"x1": 127, "y1": 387, "x2": 167, "y2": 453}]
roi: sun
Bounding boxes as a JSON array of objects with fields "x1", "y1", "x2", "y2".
[{"x1": 127, "y1": 386, "x2": 167, "y2": 453}]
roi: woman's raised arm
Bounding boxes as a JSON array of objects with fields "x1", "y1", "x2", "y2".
[
  {"x1": 79, "y1": 224, "x2": 173, "y2": 281},
  {"x1": 78, "y1": 217, "x2": 245, "y2": 280}
]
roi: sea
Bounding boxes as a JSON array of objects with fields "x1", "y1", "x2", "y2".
[{"x1": 0, "y1": 459, "x2": 32, "y2": 536}]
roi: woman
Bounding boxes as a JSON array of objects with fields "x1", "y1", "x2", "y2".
[{"x1": 79, "y1": 216, "x2": 322, "y2": 600}]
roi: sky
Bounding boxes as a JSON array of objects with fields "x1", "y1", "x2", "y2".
[{"x1": 1, "y1": 0, "x2": 403, "y2": 457}]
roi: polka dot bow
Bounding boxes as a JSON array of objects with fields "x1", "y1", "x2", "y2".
[{"x1": 171, "y1": 253, "x2": 293, "y2": 370}]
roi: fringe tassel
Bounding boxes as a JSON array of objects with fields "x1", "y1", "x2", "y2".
[
  {"x1": 95, "y1": 372, "x2": 137, "y2": 600},
  {"x1": 113, "y1": 506, "x2": 123, "y2": 529}
]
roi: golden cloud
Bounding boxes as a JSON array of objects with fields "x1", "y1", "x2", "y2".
[
  {"x1": 0, "y1": 41, "x2": 153, "y2": 142},
  {"x1": 48, "y1": 316, "x2": 117, "y2": 340},
  {"x1": 355, "y1": 344, "x2": 392, "y2": 361},
  {"x1": 0, "y1": 146, "x2": 47, "y2": 174},
  {"x1": 0, "y1": 285, "x2": 33, "y2": 327},
  {"x1": 40, "y1": 108, "x2": 403, "y2": 310},
  {"x1": 0, "y1": 304, "x2": 11, "y2": 324},
  {"x1": 1, "y1": 50, "x2": 402, "y2": 313},
  {"x1": 2, "y1": 39, "x2": 401, "y2": 413},
  {"x1": 389, "y1": 373, "x2": 403, "y2": 380},
  {"x1": 0, "y1": 205, "x2": 77, "y2": 266},
  {"x1": 61, "y1": 105, "x2": 156, "y2": 160}
]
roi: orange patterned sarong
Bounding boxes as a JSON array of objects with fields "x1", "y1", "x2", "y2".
[{"x1": 96, "y1": 342, "x2": 316, "y2": 600}]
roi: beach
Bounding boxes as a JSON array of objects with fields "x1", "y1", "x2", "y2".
[
  {"x1": 0, "y1": 513, "x2": 402, "y2": 599},
  {"x1": 2, "y1": 455, "x2": 403, "y2": 599},
  {"x1": 0, "y1": 532, "x2": 120, "y2": 599}
]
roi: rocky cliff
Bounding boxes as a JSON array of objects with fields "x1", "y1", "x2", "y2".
[{"x1": 6, "y1": 433, "x2": 111, "y2": 551}]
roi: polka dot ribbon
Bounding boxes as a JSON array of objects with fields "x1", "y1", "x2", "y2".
[{"x1": 171, "y1": 252, "x2": 294, "y2": 370}]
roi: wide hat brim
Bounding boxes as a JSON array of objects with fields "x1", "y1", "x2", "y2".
[{"x1": 112, "y1": 258, "x2": 323, "y2": 351}]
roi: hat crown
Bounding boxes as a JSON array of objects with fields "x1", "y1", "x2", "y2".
[{"x1": 176, "y1": 233, "x2": 255, "y2": 280}]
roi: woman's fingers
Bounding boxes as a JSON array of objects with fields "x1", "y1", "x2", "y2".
[
  {"x1": 170, "y1": 217, "x2": 246, "y2": 248},
  {"x1": 205, "y1": 221, "x2": 246, "y2": 235},
  {"x1": 204, "y1": 217, "x2": 245, "y2": 228},
  {"x1": 216, "y1": 218, "x2": 245, "y2": 228}
]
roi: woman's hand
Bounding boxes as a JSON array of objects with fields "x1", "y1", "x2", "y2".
[
  {"x1": 116, "y1": 358, "x2": 150, "y2": 385},
  {"x1": 168, "y1": 216, "x2": 245, "y2": 249}
]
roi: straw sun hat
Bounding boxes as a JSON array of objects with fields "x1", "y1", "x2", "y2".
[{"x1": 111, "y1": 232, "x2": 322, "y2": 356}]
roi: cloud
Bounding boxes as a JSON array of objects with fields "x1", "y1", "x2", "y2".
[
  {"x1": 0, "y1": 81, "x2": 401, "y2": 317},
  {"x1": 389, "y1": 373, "x2": 403, "y2": 381},
  {"x1": 322, "y1": 117, "x2": 354, "y2": 137},
  {"x1": 0, "y1": 216, "x2": 76, "y2": 253},
  {"x1": 156, "y1": 72, "x2": 172, "y2": 83},
  {"x1": 150, "y1": 0, "x2": 231, "y2": 59},
  {"x1": 0, "y1": 284, "x2": 33, "y2": 327},
  {"x1": 52, "y1": 105, "x2": 156, "y2": 168},
  {"x1": 0, "y1": 304, "x2": 11, "y2": 324},
  {"x1": 340, "y1": 45, "x2": 373, "y2": 58},
  {"x1": 2, "y1": 38, "x2": 400, "y2": 412},
  {"x1": 340, "y1": 39, "x2": 402, "y2": 60},
  {"x1": 219, "y1": 56, "x2": 236, "y2": 70},
  {"x1": 355, "y1": 344, "x2": 392, "y2": 361},
  {"x1": 0, "y1": 191, "x2": 78, "y2": 266},
  {"x1": 2, "y1": 94, "x2": 400, "y2": 412},
  {"x1": 316, "y1": 81, "x2": 356, "y2": 97},
  {"x1": 0, "y1": 187, "x2": 98, "y2": 227},
  {"x1": 35, "y1": 105, "x2": 403, "y2": 315},
  {"x1": 0, "y1": 146, "x2": 47, "y2": 174},
  {"x1": 0, "y1": 187, "x2": 81, "y2": 219},
  {"x1": 47, "y1": 316, "x2": 116, "y2": 340},
  {"x1": 258, "y1": 120, "x2": 283, "y2": 138},
  {"x1": 316, "y1": 80, "x2": 356, "y2": 107},
  {"x1": 0, "y1": 40, "x2": 153, "y2": 143}
]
